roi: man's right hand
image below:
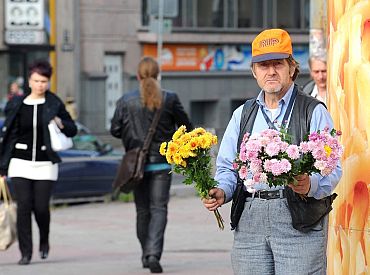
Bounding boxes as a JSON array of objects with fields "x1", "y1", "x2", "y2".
[{"x1": 202, "y1": 187, "x2": 225, "y2": 211}]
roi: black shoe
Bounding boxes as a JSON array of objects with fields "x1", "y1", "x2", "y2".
[
  {"x1": 148, "y1": 256, "x2": 163, "y2": 273},
  {"x1": 18, "y1": 256, "x2": 31, "y2": 265},
  {"x1": 39, "y1": 250, "x2": 49, "y2": 259},
  {"x1": 142, "y1": 257, "x2": 149, "y2": 268},
  {"x1": 39, "y1": 243, "x2": 49, "y2": 259}
]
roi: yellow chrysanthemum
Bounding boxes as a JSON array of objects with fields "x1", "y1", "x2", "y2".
[
  {"x1": 179, "y1": 146, "x2": 191, "y2": 159},
  {"x1": 200, "y1": 134, "x2": 212, "y2": 149},
  {"x1": 324, "y1": 145, "x2": 332, "y2": 157},
  {"x1": 166, "y1": 142, "x2": 179, "y2": 158},
  {"x1": 193, "y1": 127, "x2": 206, "y2": 136},
  {"x1": 165, "y1": 153, "x2": 173, "y2": 164},
  {"x1": 159, "y1": 142, "x2": 167, "y2": 156},
  {"x1": 172, "y1": 125, "x2": 186, "y2": 141},
  {"x1": 178, "y1": 133, "x2": 191, "y2": 145},
  {"x1": 157, "y1": 126, "x2": 223, "y2": 229},
  {"x1": 173, "y1": 154, "x2": 184, "y2": 166},
  {"x1": 188, "y1": 138, "x2": 199, "y2": 151}
]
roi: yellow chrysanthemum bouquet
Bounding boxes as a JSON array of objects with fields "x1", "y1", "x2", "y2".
[{"x1": 160, "y1": 126, "x2": 224, "y2": 230}]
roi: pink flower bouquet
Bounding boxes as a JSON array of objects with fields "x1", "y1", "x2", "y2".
[{"x1": 233, "y1": 127, "x2": 343, "y2": 193}]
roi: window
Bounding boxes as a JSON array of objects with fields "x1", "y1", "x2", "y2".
[
  {"x1": 171, "y1": 1, "x2": 183, "y2": 27},
  {"x1": 183, "y1": 0, "x2": 194, "y2": 27},
  {"x1": 276, "y1": 0, "x2": 301, "y2": 29},
  {"x1": 197, "y1": 0, "x2": 224, "y2": 27},
  {"x1": 142, "y1": 0, "x2": 149, "y2": 26},
  {"x1": 238, "y1": 0, "x2": 263, "y2": 28},
  {"x1": 141, "y1": 0, "x2": 309, "y2": 30}
]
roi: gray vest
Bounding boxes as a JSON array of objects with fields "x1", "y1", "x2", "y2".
[{"x1": 230, "y1": 85, "x2": 335, "y2": 232}]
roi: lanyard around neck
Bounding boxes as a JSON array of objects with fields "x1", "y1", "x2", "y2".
[{"x1": 259, "y1": 87, "x2": 298, "y2": 130}]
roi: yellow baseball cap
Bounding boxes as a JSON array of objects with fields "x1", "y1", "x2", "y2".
[{"x1": 252, "y1": 29, "x2": 293, "y2": 63}]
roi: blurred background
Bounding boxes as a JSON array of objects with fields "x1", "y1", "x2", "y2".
[{"x1": 0, "y1": 0, "x2": 321, "y2": 142}]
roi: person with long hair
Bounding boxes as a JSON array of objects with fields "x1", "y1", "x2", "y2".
[
  {"x1": 0, "y1": 60, "x2": 77, "y2": 265},
  {"x1": 110, "y1": 56, "x2": 192, "y2": 273}
]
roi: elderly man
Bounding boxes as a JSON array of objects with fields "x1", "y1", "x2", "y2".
[
  {"x1": 202, "y1": 29, "x2": 341, "y2": 275},
  {"x1": 303, "y1": 55, "x2": 327, "y2": 103}
]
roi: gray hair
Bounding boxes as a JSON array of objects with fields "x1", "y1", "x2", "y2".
[{"x1": 308, "y1": 53, "x2": 327, "y2": 69}]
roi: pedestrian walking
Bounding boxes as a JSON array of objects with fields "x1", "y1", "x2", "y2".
[
  {"x1": 0, "y1": 60, "x2": 77, "y2": 265},
  {"x1": 202, "y1": 29, "x2": 342, "y2": 275},
  {"x1": 110, "y1": 56, "x2": 193, "y2": 273},
  {"x1": 302, "y1": 54, "x2": 327, "y2": 103}
]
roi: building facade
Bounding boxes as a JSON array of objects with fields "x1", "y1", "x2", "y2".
[{"x1": 0, "y1": 0, "x2": 311, "y2": 136}]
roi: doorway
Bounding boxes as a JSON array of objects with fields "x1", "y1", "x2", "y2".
[{"x1": 104, "y1": 54, "x2": 123, "y2": 130}]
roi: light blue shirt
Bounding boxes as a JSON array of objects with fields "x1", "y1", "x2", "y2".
[{"x1": 216, "y1": 84, "x2": 342, "y2": 201}]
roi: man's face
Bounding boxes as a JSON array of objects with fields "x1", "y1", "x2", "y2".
[
  {"x1": 310, "y1": 59, "x2": 327, "y2": 90},
  {"x1": 252, "y1": 59, "x2": 294, "y2": 95}
]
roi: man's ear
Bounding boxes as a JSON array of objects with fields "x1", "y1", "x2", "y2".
[{"x1": 251, "y1": 68, "x2": 257, "y2": 79}]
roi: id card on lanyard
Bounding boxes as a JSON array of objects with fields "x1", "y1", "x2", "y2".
[{"x1": 259, "y1": 87, "x2": 298, "y2": 130}]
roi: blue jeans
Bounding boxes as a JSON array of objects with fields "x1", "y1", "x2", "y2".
[
  {"x1": 232, "y1": 197, "x2": 328, "y2": 275},
  {"x1": 134, "y1": 169, "x2": 171, "y2": 260}
]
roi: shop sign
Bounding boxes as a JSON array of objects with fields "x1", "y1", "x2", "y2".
[
  {"x1": 143, "y1": 44, "x2": 309, "y2": 72},
  {"x1": 4, "y1": 0, "x2": 45, "y2": 45},
  {"x1": 5, "y1": 30, "x2": 46, "y2": 45}
]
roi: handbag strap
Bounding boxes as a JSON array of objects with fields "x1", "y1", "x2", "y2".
[
  {"x1": 0, "y1": 177, "x2": 12, "y2": 205},
  {"x1": 142, "y1": 92, "x2": 166, "y2": 153}
]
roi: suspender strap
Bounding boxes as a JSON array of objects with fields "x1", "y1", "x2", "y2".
[{"x1": 259, "y1": 86, "x2": 298, "y2": 130}]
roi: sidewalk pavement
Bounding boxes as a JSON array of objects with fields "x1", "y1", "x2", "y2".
[{"x1": 0, "y1": 187, "x2": 234, "y2": 275}]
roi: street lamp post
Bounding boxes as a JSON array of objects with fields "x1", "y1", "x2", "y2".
[{"x1": 157, "y1": 0, "x2": 164, "y2": 82}]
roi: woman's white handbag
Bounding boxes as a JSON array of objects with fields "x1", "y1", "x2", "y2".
[{"x1": 48, "y1": 120, "x2": 73, "y2": 151}]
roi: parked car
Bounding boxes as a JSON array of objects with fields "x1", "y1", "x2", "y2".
[
  {"x1": 53, "y1": 122, "x2": 122, "y2": 203},
  {"x1": 0, "y1": 118, "x2": 122, "y2": 203}
]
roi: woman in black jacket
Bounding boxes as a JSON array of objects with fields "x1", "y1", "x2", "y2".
[
  {"x1": 0, "y1": 60, "x2": 77, "y2": 265},
  {"x1": 110, "y1": 56, "x2": 192, "y2": 273}
]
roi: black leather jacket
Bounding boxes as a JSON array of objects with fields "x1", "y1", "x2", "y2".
[
  {"x1": 0, "y1": 91, "x2": 77, "y2": 174},
  {"x1": 110, "y1": 90, "x2": 193, "y2": 163}
]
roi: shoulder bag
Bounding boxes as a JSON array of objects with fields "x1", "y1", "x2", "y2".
[
  {"x1": 0, "y1": 177, "x2": 17, "y2": 250},
  {"x1": 113, "y1": 95, "x2": 165, "y2": 194},
  {"x1": 286, "y1": 188, "x2": 337, "y2": 232},
  {"x1": 48, "y1": 120, "x2": 73, "y2": 151}
]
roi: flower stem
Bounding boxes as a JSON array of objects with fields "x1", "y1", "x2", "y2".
[{"x1": 213, "y1": 209, "x2": 224, "y2": 230}]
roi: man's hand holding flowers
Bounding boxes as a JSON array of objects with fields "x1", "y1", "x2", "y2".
[
  {"x1": 289, "y1": 174, "x2": 310, "y2": 195},
  {"x1": 202, "y1": 188, "x2": 225, "y2": 211}
]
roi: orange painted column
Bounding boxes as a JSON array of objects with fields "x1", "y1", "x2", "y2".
[
  {"x1": 49, "y1": 0, "x2": 57, "y2": 93},
  {"x1": 327, "y1": 1, "x2": 370, "y2": 274}
]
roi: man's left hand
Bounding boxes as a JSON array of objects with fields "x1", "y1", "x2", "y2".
[{"x1": 288, "y1": 173, "x2": 310, "y2": 195}]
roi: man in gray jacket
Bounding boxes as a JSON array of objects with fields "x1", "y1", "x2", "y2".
[{"x1": 302, "y1": 55, "x2": 327, "y2": 103}]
